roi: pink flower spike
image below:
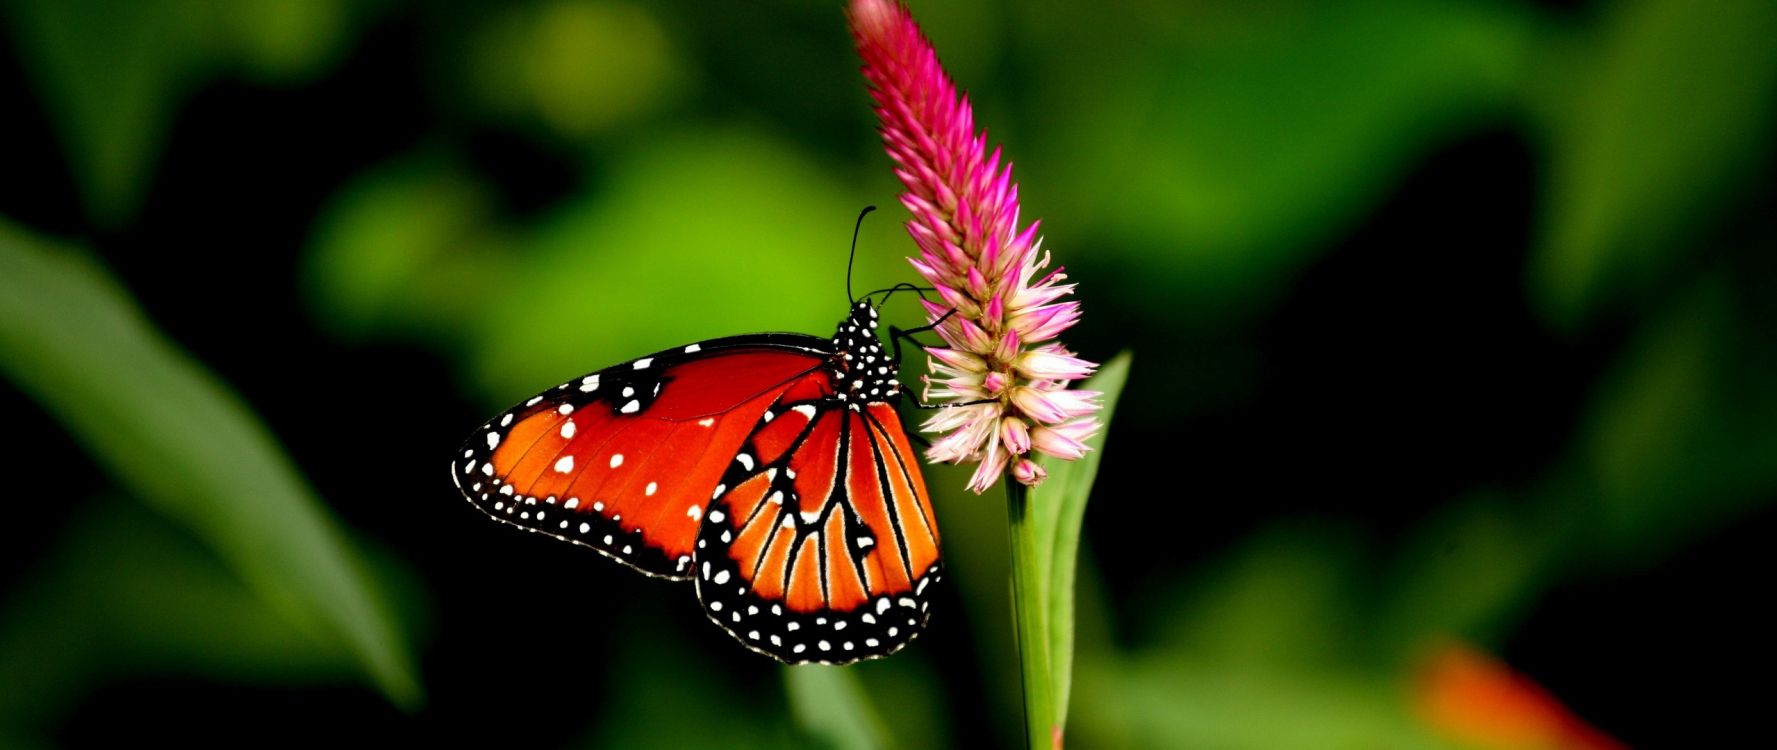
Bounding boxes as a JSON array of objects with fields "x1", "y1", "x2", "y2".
[
  {"x1": 852, "y1": 0, "x2": 1100, "y2": 493},
  {"x1": 1011, "y1": 458, "x2": 1047, "y2": 487},
  {"x1": 1015, "y1": 348, "x2": 1097, "y2": 382},
  {"x1": 1001, "y1": 416, "x2": 1032, "y2": 455},
  {"x1": 1029, "y1": 422, "x2": 1093, "y2": 461}
]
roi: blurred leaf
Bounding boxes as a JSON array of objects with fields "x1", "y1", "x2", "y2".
[
  {"x1": 1026, "y1": 0, "x2": 1536, "y2": 318},
  {"x1": 848, "y1": 657, "x2": 949, "y2": 750},
  {"x1": 304, "y1": 154, "x2": 510, "y2": 343},
  {"x1": 784, "y1": 665, "x2": 888, "y2": 750},
  {"x1": 1375, "y1": 495, "x2": 1559, "y2": 656},
  {"x1": 1073, "y1": 655, "x2": 1464, "y2": 750},
  {"x1": 467, "y1": 126, "x2": 898, "y2": 400},
  {"x1": 470, "y1": 0, "x2": 688, "y2": 138},
  {"x1": 0, "y1": 500, "x2": 355, "y2": 731},
  {"x1": 1, "y1": 0, "x2": 362, "y2": 225},
  {"x1": 583, "y1": 609, "x2": 792, "y2": 749},
  {"x1": 3, "y1": 0, "x2": 193, "y2": 225},
  {"x1": 1031, "y1": 351, "x2": 1129, "y2": 737},
  {"x1": 215, "y1": 0, "x2": 358, "y2": 83},
  {"x1": 1068, "y1": 524, "x2": 1458, "y2": 748},
  {"x1": 1532, "y1": 0, "x2": 1777, "y2": 326},
  {"x1": 1154, "y1": 525, "x2": 1364, "y2": 671},
  {"x1": 1577, "y1": 275, "x2": 1777, "y2": 561},
  {"x1": 0, "y1": 220, "x2": 420, "y2": 708}
]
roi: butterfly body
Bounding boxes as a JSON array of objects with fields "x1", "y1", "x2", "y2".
[{"x1": 452, "y1": 302, "x2": 942, "y2": 664}]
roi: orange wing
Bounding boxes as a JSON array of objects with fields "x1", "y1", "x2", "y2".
[
  {"x1": 451, "y1": 336, "x2": 829, "y2": 579},
  {"x1": 694, "y1": 395, "x2": 943, "y2": 664}
]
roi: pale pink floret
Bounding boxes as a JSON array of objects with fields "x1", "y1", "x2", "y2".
[{"x1": 851, "y1": 0, "x2": 1100, "y2": 492}]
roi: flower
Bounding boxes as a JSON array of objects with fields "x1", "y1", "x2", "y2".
[{"x1": 850, "y1": 0, "x2": 1099, "y2": 493}]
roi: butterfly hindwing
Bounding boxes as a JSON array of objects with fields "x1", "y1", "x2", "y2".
[
  {"x1": 451, "y1": 335, "x2": 830, "y2": 578},
  {"x1": 693, "y1": 394, "x2": 943, "y2": 664}
]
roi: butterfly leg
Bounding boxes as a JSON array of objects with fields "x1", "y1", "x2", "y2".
[{"x1": 887, "y1": 308, "x2": 957, "y2": 363}]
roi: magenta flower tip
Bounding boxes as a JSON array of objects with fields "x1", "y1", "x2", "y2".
[{"x1": 852, "y1": 0, "x2": 1101, "y2": 493}]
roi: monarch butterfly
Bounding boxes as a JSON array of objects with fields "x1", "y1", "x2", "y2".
[{"x1": 450, "y1": 215, "x2": 943, "y2": 665}]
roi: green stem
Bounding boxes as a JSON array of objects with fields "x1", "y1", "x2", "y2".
[{"x1": 1006, "y1": 481, "x2": 1055, "y2": 750}]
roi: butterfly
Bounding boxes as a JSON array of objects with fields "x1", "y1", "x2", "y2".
[{"x1": 450, "y1": 271, "x2": 943, "y2": 665}]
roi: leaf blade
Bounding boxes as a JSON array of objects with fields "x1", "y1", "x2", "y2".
[{"x1": 0, "y1": 221, "x2": 421, "y2": 707}]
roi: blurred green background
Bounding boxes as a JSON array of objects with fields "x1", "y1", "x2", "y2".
[{"x1": 2, "y1": 0, "x2": 1774, "y2": 747}]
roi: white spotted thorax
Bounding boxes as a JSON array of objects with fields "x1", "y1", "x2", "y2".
[{"x1": 829, "y1": 301, "x2": 901, "y2": 409}]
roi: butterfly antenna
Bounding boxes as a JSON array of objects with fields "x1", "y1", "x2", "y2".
[
  {"x1": 848, "y1": 205, "x2": 876, "y2": 305},
  {"x1": 868, "y1": 282, "x2": 936, "y2": 307}
]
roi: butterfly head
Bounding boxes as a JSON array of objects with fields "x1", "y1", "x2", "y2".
[{"x1": 830, "y1": 301, "x2": 900, "y2": 406}]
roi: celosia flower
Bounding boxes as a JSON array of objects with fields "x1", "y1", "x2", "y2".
[{"x1": 850, "y1": 0, "x2": 1100, "y2": 493}]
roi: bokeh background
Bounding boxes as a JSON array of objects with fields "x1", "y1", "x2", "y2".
[{"x1": 3, "y1": 0, "x2": 1774, "y2": 747}]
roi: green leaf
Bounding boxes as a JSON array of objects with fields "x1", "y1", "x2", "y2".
[
  {"x1": 1001, "y1": 352, "x2": 1132, "y2": 747},
  {"x1": 1025, "y1": 0, "x2": 1536, "y2": 319},
  {"x1": 1031, "y1": 352, "x2": 1129, "y2": 738},
  {"x1": 1575, "y1": 275, "x2": 1777, "y2": 559},
  {"x1": 580, "y1": 606, "x2": 791, "y2": 749},
  {"x1": 1, "y1": 0, "x2": 362, "y2": 225},
  {"x1": 0, "y1": 499, "x2": 356, "y2": 731},
  {"x1": 1532, "y1": 0, "x2": 1777, "y2": 326},
  {"x1": 0, "y1": 220, "x2": 421, "y2": 708},
  {"x1": 784, "y1": 665, "x2": 889, "y2": 750},
  {"x1": 1072, "y1": 657, "x2": 1464, "y2": 750},
  {"x1": 303, "y1": 154, "x2": 507, "y2": 343},
  {"x1": 465, "y1": 126, "x2": 898, "y2": 400},
  {"x1": 3, "y1": 0, "x2": 194, "y2": 225},
  {"x1": 467, "y1": 0, "x2": 687, "y2": 138}
]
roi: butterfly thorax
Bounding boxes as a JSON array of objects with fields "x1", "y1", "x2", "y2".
[{"x1": 829, "y1": 301, "x2": 901, "y2": 407}]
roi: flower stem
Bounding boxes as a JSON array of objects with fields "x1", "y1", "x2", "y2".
[{"x1": 1005, "y1": 481, "x2": 1056, "y2": 749}]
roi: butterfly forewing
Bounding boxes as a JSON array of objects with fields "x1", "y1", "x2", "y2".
[
  {"x1": 451, "y1": 336, "x2": 829, "y2": 578},
  {"x1": 693, "y1": 396, "x2": 943, "y2": 664}
]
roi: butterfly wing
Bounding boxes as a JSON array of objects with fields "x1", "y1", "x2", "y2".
[
  {"x1": 451, "y1": 334, "x2": 830, "y2": 579},
  {"x1": 694, "y1": 395, "x2": 943, "y2": 664}
]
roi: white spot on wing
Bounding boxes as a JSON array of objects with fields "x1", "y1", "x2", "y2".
[
  {"x1": 609, "y1": 453, "x2": 624, "y2": 468},
  {"x1": 579, "y1": 374, "x2": 600, "y2": 392},
  {"x1": 697, "y1": 417, "x2": 715, "y2": 427},
  {"x1": 554, "y1": 456, "x2": 574, "y2": 473},
  {"x1": 633, "y1": 358, "x2": 653, "y2": 369},
  {"x1": 684, "y1": 344, "x2": 702, "y2": 353},
  {"x1": 645, "y1": 481, "x2": 658, "y2": 496},
  {"x1": 560, "y1": 421, "x2": 576, "y2": 439},
  {"x1": 486, "y1": 432, "x2": 500, "y2": 449},
  {"x1": 687, "y1": 505, "x2": 702, "y2": 521},
  {"x1": 621, "y1": 399, "x2": 640, "y2": 414},
  {"x1": 557, "y1": 403, "x2": 574, "y2": 415}
]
